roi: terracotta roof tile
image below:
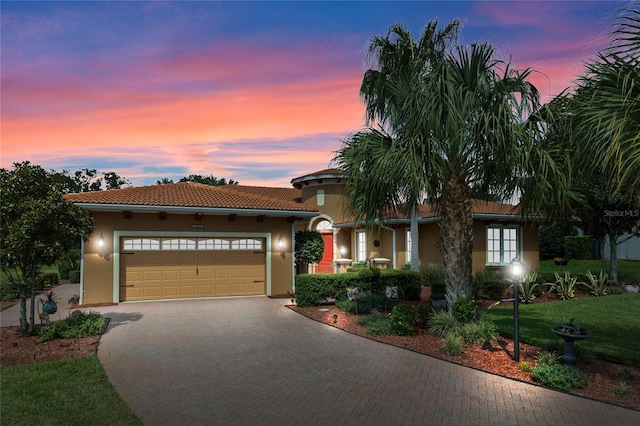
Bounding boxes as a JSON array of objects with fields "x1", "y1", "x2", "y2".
[{"x1": 64, "y1": 182, "x2": 316, "y2": 212}]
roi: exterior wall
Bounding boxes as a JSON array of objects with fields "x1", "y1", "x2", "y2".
[
  {"x1": 417, "y1": 223, "x2": 442, "y2": 266},
  {"x1": 299, "y1": 180, "x2": 347, "y2": 222},
  {"x1": 83, "y1": 211, "x2": 295, "y2": 304}
]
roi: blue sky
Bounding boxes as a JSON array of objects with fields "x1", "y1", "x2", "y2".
[{"x1": 1, "y1": 1, "x2": 626, "y2": 187}]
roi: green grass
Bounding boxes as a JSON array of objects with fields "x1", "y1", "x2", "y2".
[
  {"x1": 480, "y1": 294, "x2": 640, "y2": 366},
  {"x1": 0, "y1": 356, "x2": 141, "y2": 425},
  {"x1": 539, "y1": 259, "x2": 640, "y2": 282}
]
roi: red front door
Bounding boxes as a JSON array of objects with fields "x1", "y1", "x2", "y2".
[{"x1": 317, "y1": 233, "x2": 334, "y2": 273}]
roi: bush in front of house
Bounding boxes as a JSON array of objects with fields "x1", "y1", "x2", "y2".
[
  {"x1": 39, "y1": 272, "x2": 60, "y2": 290},
  {"x1": 294, "y1": 269, "x2": 422, "y2": 307},
  {"x1": 390, "y1": 304, "x2": 417, "y2": 336},
  {"x1": 474, "y1": 268, "x2": 507, "y2": 300},
  {"x1": 295, "y1": 273, "x2": 360, "y2": 307},
  {"x1": 564, "y1": 236, "x2": 593, "y2": 260}
]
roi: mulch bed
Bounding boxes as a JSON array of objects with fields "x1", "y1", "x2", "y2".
[{"x1": 287, "y1": 288, "x2": 640, "y2": 412}]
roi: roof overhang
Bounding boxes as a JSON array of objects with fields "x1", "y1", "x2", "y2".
[
  {"x1": 334, "y1": 213, "x2": 536, "y2": 228},
  {"x1": 71, "y1": 203, "x2": 319, "y2": 218}
]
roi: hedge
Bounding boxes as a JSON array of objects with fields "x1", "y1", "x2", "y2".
[
  {"x1": 564, "y1": 236, "x2": 593, "y2": 260},
  {"x1": 294, "y1": 269, "x2": 422, "y2": 307}
]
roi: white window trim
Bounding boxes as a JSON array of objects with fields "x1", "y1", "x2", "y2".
[
  {"x1": 356, "y1": 230, "x2": 367, "y2": 262},
  {"x1": 485, "y1": 225, "x2": 521, "y2": 266},
  {"x1": 406, "y1": 228, "x2": 412, "y2": 266}
]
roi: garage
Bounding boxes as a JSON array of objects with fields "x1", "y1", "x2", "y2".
[{"x1": 120, "y1": 237, "x2": 266, "y2": 301}]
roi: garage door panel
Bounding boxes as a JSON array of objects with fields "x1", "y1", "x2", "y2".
[{"x1": 122, "y1": 239, "x2": 266, "y2": 301}]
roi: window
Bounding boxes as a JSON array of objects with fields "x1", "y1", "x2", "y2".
[
  {"x1": 406, "y1": 229, "x2": 412, "y2": 264},
  {"x1": 356, "y1": 231, "x2": 366, "y2": 262},
  {"x1": 486, "y1": 226, "x2": 519, "y2": 265},
  {"x1": 231, "y1": 238, "x2": 262, "y2": 250},
  {"x1": 123, "y1": 238, "x2": 160, "y2": 251},
  {"x1": 316, "y1": 189, "x2": 325, "y2": 207},
  {"x1": 197, "y1": 239, "x2": 230, "y2": 250},
  {"x1": 162, "y1": 239, "x2": 196, "y2": 250}
]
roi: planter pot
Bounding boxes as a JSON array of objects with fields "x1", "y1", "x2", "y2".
[
  {"x1": 554, "y1": 260, "x2": 569, "y2": 266},
  {"x1": 551, "y1": 326, "x2": 588, "y2": 365},
  {"x1": 42, "y1": 300, "x2": 58, "y2": 315},
  {"x1": 431, "y1": 299, "x2": 447, "y2": 310}
]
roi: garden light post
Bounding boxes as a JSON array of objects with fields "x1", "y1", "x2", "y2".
[{"x1": 510, "y1": 257, "x2": 523, "y2": 362}]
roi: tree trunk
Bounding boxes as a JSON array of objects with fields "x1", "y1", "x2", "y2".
[
  {"x1": 19, "y1": 288, "x2": 28, "y2": 334},
  {"x1": 410, "y1": 203, "x2": 420, "y2": 272},
  {"x1": 599, "y1": 237, "x2": 607, "y2": 275},
  {"x1": 438, "y1": 179, "x2": 474, "y2": 305},
  {"x1": 609, "y1": 235, "x2": 619, "y2": 283},
  {"x1": 29, "y1": 287, "x2": 37, "y2": 335}
]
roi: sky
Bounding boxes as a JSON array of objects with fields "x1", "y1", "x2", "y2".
[{"x1": 0, "y1": 1, "x2": 627, "y2": 188}]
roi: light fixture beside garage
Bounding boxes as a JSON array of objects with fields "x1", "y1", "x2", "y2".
[
  {"x1": 98, "y1": 233, "x2": 105, "y2": 247},
  {"x1": 278, "y1": 235, "x2": 285, "y2": 249}
]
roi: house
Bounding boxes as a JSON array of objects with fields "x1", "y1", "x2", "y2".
[{"x1": 66, "y1": 169, "x2": 539, "y2": 304}]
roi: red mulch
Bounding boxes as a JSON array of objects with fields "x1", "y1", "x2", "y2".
[{"x1": 288, "y1": 287, "x2": 640, "y2": 412}]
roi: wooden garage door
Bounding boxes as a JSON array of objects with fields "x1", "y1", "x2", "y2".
[{"x1": 121, "y1": 237, "x2": 266, "y2": 301}]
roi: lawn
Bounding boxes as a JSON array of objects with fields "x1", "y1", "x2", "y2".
[
  {"x1": 539, "y1": 259, "x2": 640, "y2": 282},
  {"x1": 480, "y1": 293, "x2": 640, "y2": 366},
  {"x1": 0, "y1": 356, "x2": 141, "y2": 425}
]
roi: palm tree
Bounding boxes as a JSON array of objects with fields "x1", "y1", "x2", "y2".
[
  {"x1": 570, "y1": 4, "x2": 640, "y2": 194},
  {"x1": 335, "y1": 20, "x2": 544, "y2": 304},
  {"x1": 335, "y1": 20, "x2": 460, "y2": 272}
]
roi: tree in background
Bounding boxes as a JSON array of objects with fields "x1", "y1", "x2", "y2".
[
  {"x1": 51, "y1": 168, "x2": 131, "y2": 193},
  {"x1": 157, "y1": 174, "x2": 239, "y2": 186},
  {"x1": 1, "y1": 162, "x2": 94, "y2": 334},
  {"x1": 541, "y1": 4, "x2": 640, "y2": 281}
]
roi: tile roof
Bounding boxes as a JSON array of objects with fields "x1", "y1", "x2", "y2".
[
  {"x1": 291, "y1": 169, "x2": 345, "y2": 188},
  {"x1": 64, "y1": 182, "x2": 317, "y2": 213}
]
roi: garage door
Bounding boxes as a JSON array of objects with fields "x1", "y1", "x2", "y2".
[{"x1": 120, "y1": 237, "x2": 266, "y2": 301}]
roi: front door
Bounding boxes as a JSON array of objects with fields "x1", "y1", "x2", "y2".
[{"x1": 316, "y1": 233, "x2": 334, "y2": 273}]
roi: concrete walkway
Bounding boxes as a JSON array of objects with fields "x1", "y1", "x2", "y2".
[{"x1": 3, "y1": 288, "x2": 639, "y2": 425}]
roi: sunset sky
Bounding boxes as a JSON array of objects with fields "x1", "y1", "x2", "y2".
[{"x1": 1, "y1": 1, "x2": 625, "y2": 188}]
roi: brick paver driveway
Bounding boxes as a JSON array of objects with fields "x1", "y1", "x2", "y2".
[{"x1": 95, "y1": 296, "x2": 639, "y2": 425}]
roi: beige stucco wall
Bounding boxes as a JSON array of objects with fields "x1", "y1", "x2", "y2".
[{"x1": 82, "y1": 211, "x2": 296, "y2": 304}]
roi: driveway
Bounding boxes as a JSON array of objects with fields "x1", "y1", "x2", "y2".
[{"x1": 87, "y1": 296, "x2": 639, "y2": 425}]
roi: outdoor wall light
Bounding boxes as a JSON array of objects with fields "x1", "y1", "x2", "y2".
[
  {"x1": 98, "y1": 233, "x2": 105, "y2": 248},
  {"x1": 333, "y1": 314, "x2": 338, "y2": 324},
  {"x1": 510, "y1": 257, "x2": 523, "y2": 362},
  {"x1": 278, "y1": 235, "x2": 284, "y2": 249},
  {"x1": 340, "y1": 245, "x2": 347, "y2": 257}
]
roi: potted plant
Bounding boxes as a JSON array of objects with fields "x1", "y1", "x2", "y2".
[
  {"x1": 554, "y1": 257, "x2": 569, "y2": 266},
  {"x1": 37, "y1": 290, "x2": 59, "y2": 318},
  {"x1": 430, "y1": 279, "x2": 447, "y2": 309},
  {"x1": 551, "y1": 318, "x2": 589, "y2": 365}
]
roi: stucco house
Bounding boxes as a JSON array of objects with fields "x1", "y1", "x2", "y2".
[{"x1": 65, "y1": 169, "x2": 539, "y2": 304}]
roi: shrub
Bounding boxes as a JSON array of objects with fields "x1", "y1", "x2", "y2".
[
  {"x1": 460, "y1": 320, "x2": 497, "y2": 345},
  {"x1": 450, "y1": 298, "x2": 477, "y2": 323},
  {"x1": 39, "y1": 272, "x2": 59, "y2": 289},
  {"x1": 336, "y1": 291, "x2": 384, "y2": 314},
  {"x1": 613, "y1": 382, "x2": 631, "y2": 396},
  {"x1": 294, "y1": 230, "x2": 324, "y2": 267},
  {"x1": 416, "y1": 304, "x2": 431, "y2": 329},
  {"x1": 68, "y1": 270, "x2": 81, "y2": 284},
  {"x1": 546, "y1": 271, "x2": 578, "y2": 300},
  {"x1": 582, "y1": 270, "x2": 610, "y2": 297},
  {"x1": 421, "y1": 264, "x2": 444, "y2": 287},
  {"x1": 390, "y1": 305, "x2": 417, "y2": 336},
  {"x1": 520, "y1": 361, "x2": 534, "y2": 372},
  {"x1": 474, "y1": 268, "x2": 506, "y2": 300},
  {"x1": 531, "y1": 364, "x2": 588, "y2": 390},
  {"x1": 615, "y1": 367, "x2": 633, "y2": 381},
  {"x1": 38, "y1": 310, "x2": 106, "y2": 343},
  {"x1": 57, "y1": 249, "x2": 81, "y2": 280},
  {"x1": 428, "y1": 310, "x2": 459, "y2": 338},
  {"x1": 564, "y1": 236, "x2": 593, "y2": 260},
  {"x1": 443, "y1": 333, "x2": 464, "y2": 356},
  {"x1": 358, "y1": 315, "x2": 393, "y2": 335},
  {"x1": 295, "y1": 273, "x2": 360, "y2": 307},
  {"x1": 514, "y1": 272, "x2": 540, "y2": 304},
  {"x1": 535, "y1": 350, "x2": 561, "y2": 367}
]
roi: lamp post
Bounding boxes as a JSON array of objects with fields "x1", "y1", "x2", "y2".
[{"x1": 510, "y1": 257, "x2": 523, "y2": 362}]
